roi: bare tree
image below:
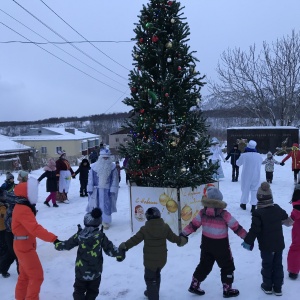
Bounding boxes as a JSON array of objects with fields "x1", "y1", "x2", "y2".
[{"x1": 209, "y1": 30, "x2": 300, "y2": 126}]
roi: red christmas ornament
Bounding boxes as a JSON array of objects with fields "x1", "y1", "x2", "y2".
[
  {"x1": 178, "y1": 66, "x2": 182, "y2": 71},
  {"x1": 140, "y1": 109, "x2": 145, "y2": 114},
  {"x1": 131, "y1": 87, "x2": 137, "y2": 93},
  {"x1": 139, "y1": 38, "x2": 144, "y2": 43},
  {"x1": 137, "y1": 159, "x2": 141, "y2": 164},
  {"x1": 168, "y1": 1, "x2": 173, "y2": 6},
  {"x1": 152, "y1": 35, "x2": 159, "y2": 43},
  {"x1": 165, "y1": 93, "x2": 169, "y2": 97}
]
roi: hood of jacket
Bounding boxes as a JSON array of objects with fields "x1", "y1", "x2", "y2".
[
  {"x1": 201, "y1": 197, "x2": 227, "y2": 217},
  {"x1": 144, "y1": 218, "x2": 167, "y2": 238}
]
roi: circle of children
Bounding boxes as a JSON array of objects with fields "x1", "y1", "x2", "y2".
[{"x1": 0, "y1": 140, "x2": 299, "y2": 300}]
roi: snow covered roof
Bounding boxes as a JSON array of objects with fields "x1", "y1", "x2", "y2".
[
  {"x1": 228, "y1": 126, "x2": 298, "y2": 129},
  {"x1": 10, "y1": 127, "x2": 99, "y2": 141},
  {"x1": 0, "y1": 134, "x2": 32, "y2": 152}
]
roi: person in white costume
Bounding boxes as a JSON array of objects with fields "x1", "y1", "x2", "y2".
[
  {"x1": 236, "y1": 140, "x2": 263, "y2": 213},
  {"x1": 86, "y1": 149, "x2": 119, "y2": 229},
  {"x1": 209, "y1": 137, "x2": 225, "y2": 180}
]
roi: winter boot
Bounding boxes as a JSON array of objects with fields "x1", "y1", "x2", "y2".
[
  {"x1": 223, "y1": 283, "x2": 239, "y2": 298},
  {"x1": 44, "y1": 201, "x2": 50, "y2": 207},
  {"x1": 240, "y1": 204, "x2": 246, "y2": 210},
  {"x1": 188, "y1": 277, "x2": 205, "y2": 296},
  {"x1": 261, "y1": 283, "x2": 272, "y2": 294},
  {"x1": 53, "y1": 203, "x2": 59, "y2": 207},
  {"x1": 2, "y1": 272, "x2": 10, "y2": 278},
  {"x1": 80, "y1": 193, "x2": 84, "y2": 197},
  {"x1": 251, "y1": 205, "x2": 256, "y2": 213},
  {"x1": 273, "y1": 286, "x2": 282, "y2": 296},
  {"x1": 289, "y1": 272, "x2": 298, "y2": 280}
]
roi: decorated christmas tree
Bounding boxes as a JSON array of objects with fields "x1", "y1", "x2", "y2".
[{"x1": 119, "y1": 0, "x2": 215, "y2": 188}]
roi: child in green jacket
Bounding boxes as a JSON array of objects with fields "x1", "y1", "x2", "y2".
[{"x1": 119, "y1": 207, "x2": 187, "y2": 300}]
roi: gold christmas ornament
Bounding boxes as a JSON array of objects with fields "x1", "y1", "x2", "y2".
[
  {"x1": 181, "y1": 205, "x2": 193, "y2": 221},
  {"x1": 166, "y1": 199, "x2": 178, "y2": 213},
  {"x1": 193, "y1": 209, "x2": 200, "y2": 219},
  {"x1": 159, "y1": 193, "x2": 171, "y2": 206}
]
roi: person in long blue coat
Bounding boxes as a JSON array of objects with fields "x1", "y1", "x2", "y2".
[{"x1": 86, "y1": 149, "x2": 119, "y2": 229}]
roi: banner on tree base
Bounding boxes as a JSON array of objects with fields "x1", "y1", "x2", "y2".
[{"x1": 129, "y1": 182, "x2": 219, "y2": 235}]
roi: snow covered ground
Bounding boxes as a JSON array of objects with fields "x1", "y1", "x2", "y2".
[{"x1": 0, "y1": 154, "x2": 298, "y2": 299}]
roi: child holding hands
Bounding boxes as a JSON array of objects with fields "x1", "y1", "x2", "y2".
[
  {"x1": 242, "y1": 182, "x2": 291, "y2": 296},
  {"x1": 119, "y1": 207, "x2": 187, "y2": 300},
  {"x1": 54, "y1": 208, "x2": 125, "y2": 300},
  {"x1": 181, "y1": 187, "x2": 247, "y2": 298},
  {"x1": 287, "y1": 185, "x2": 300, "y2": 280}
]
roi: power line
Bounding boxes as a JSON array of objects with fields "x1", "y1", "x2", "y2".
[
  {"x1": 0, "y1": 8, "x2": 127, "y2": 88},
  {"x1": 12, "y1": 0, "x2": 128, "y2": 81},
  {"x1": 39, "y1": 0, "x2": 130, "y2": 71},
  {"x1": 0, "y1": 40, "x2": 132, "y2": 44},
  {"x1": 0, "y1": 21, "x2": 129, "y2": 94}
]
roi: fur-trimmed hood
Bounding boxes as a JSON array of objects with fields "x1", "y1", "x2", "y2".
[
  {"x1": 201, "y1": 197, "x2": 227, "y2": 217},
  {"x1": 201, "y1": 197, "x2": 227, "y2": 209}
]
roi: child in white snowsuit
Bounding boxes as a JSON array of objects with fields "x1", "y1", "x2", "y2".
[{"x1": 262, "y1": 152, "x2": 280, "y2": 184}]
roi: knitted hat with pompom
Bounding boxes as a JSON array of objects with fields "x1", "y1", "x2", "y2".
[
  {"x1": 257, "y1": 182, "x2": 273, "y2": 208},
  {"x1": 84, "y1": 208, "x2": 102, "y2": 227}
]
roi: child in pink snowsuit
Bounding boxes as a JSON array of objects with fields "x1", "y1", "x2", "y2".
[
  {"x1": 287, "y1": 185, "x2": 300, "y2": 279},
  {"x1": 181, "y1": 187, "x2": 247, "y2": 298}
]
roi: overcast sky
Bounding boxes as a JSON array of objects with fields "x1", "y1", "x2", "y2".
[{"x1": 0, "y1": 0, "x2": 299, "y2": 122}]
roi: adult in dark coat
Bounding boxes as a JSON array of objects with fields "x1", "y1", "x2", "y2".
[
  {"x1": 225, "y1": 144, "x2": 241, "y2": 182},
  {"x1": 242, "y1": 182, "x2": 291, "y2": 296},
  {"x1": 119, "y1": 207, "x2": 187, "y2": 300},
  {"x1": 74, "y1": 159, "x2": 90, "y2": 197}
]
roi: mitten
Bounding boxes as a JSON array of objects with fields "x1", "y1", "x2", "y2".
[
  {"x1": 179, "y1": 235, "x2": 188, "y2": 247},
  {"x1": 77, "y1": 224, "x2": 82, "y2": 233},
  {"x1": 116, "y1": 249, "x2": 126, "y2": 262},
  {"x1": 119, "y1": 242, "x2": 128, "y2": 251},
  {"x1": 241, "y1": 241, "x2": 253, "y2": 251},
  {"x1": 53, "y1": 239, "x2": 63, "y2": 250},
  {"x1": 282, "y1": 216, "x2": 294, "y2": 227},
  {"x1": 280, "y1": 162, "x2": 285, "y2": 166}
]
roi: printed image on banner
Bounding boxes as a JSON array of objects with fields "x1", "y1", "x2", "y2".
[
  {"x1": 180, "y1": 182, "x2": 219, "y2": 229},
  {"x1": 130, "y1": 186, "x2": 179, "y2": 234}
]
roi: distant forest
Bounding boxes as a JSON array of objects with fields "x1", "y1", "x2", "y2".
[{"x1": 0, "y1": 108, "x2": 274, "y2": 143}]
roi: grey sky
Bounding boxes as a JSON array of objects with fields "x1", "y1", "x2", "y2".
[{"x1": 0, "y1": 0, "x2": 298, "y2": 122}]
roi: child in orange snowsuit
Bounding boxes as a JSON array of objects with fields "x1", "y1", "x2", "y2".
[{"x1": 12, "y1": 171, "x2": 58, "y2": 300}]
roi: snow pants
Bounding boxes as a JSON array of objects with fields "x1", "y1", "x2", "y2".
[
  {"x1": 0, "y1": 231, "x2": 19, "y2": 275},
  {"x1": 144, "y1": 267, "x2": 161, "y2": 300},
  {"x1": 260, "y1": 251, "x2": 283, "y2": 290},
  {"x1": 287, "y1": 243, "x2": 300, "y2": 274},
  {"x1": 14, "y1": 240, "x2": 44, "y2": 300},
  {"x1": 73, "y1": 276, "x2": 101, "y2": 300},
  {"x1": 193, "y1": 236, "x2": 235, "y2": 285}
]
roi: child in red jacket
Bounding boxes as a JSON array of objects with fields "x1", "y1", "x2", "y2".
[{"x1": 287, "y1": 185, "x2": 300, "y2": 279}]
